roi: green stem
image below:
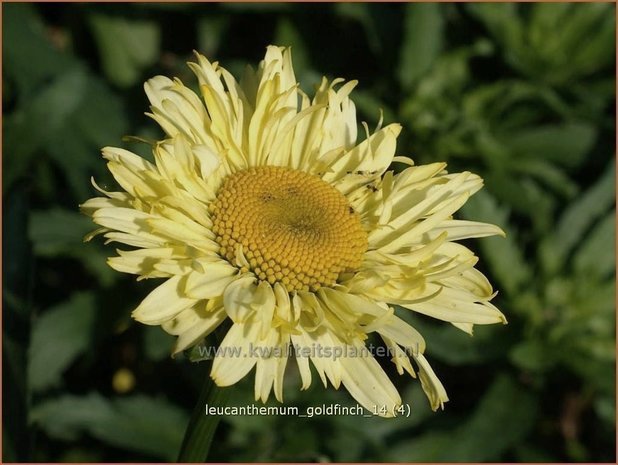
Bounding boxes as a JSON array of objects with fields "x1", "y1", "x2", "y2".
[{"x1": 177, "y1": 372, "x2": 230, "y2": 462}]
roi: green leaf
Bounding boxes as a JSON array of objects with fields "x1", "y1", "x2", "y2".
[
  {"x1": 30, "y1": 393, "x2": 188, "y2": 460},
  {"x1": 509, "y1": 158, "x2": 578, "y2": 198},
  {"x1": 3, "y1": 327, "x2": 31, "y2": 461},
  {"x1": 28, "y1": 293, "x2": 96, "y2": 392},
  {"x1": 177, "y1": 379, "x2": 231, "y2": 461},
  {"x1": 576, "y1": 280, "x2": 616, "y2": 319},
  {"x1": 273, "y1": 18, "x2": 320, "y2": 92},
  {"x1": 4, "y1": 185, "x2": 33, "y2": 315},
  {"x1": 594, "y1": 395, "x2": 616, "y2": 426},
  {"x1": 30, "y1": 392, "x2": 112, "y2": 441},
  {"x1": 29, "y1": 209, "x2": 94, "y2": 256},
  {"x1": 29, "y1": 209, "x2": 118, "y2": 287},
  {"x1": 352, "y1": 90, "x2": 397, "y2": 127},
  {"x1": 400, "y1": 40, "x2": 493, "y2": 162},
  {"x1": 385, "y1": 431, "x2": 451, "y2": 462},
  {"x1": 471, "y1": 3, "x2": 615, "y2": 85},
  {"x1": 569, "y1": 5, "x2": 616, "y2": 78},
  {"x1": 73, "y1": 248, "x2": 118, "y2": 288},
  {"x1": 107, "y1": 396, "x2": 189, "y2": 460},
  {"x1": 4, "y1": 22, "x2": 126, "y2": 196},
  {"x1": 4, "y1": 68, "x2": 87, "y2": 191},
  {"x1": 58, "y1": 448, "x2": 102, "y2": 463},
  {"x1": 88, "y1": 13, "x2": 161, "y2": 87},
  {"x1": 3, "y1": 186, "x2": 33, "y2": 460},
  {"x1": 143, "y1": 326, "x2": 174, "y2": 361},
  {"x1": 529, "y1": 3, "x2": 572, "y2": 41},
  {"x1": 485, "y1": 172, "x2": 555, "y2": 234},
  {"x1": 186, "y1": 341, "x2": 213, "y2": 363},
  {"x1": 3, "y1": 4, "x2": 75, "y2": 98},
  {"x1": 273, "y1": 18, "x2": 309, "y2": 74},
  {"x1": 463, "y1": 80, "x2": 574, "y2": 133},
  {"x1": 467, "y1": 3, "x2": 522, "y2": 53},
  {"x1": 539, "y1": 160, "x2": 615, "y2": 273},
  {"x1": 47, "y1": 76, "x2": 127, "y2": 201},
  {"x1": 510, "y1": 339, "x2": 553, "y2": 372},
  {"x1": 550, "y1": 4, "x2": 615, "y2": 79},
  {"x1": 335, "y1": 4, "x2": 381, "y2": 54},
  {"x1": 220, "y1": 2, "x2": 290, "y2": 11},
  {"x1": 573, "y1": 212, "x2": 615, "y2": 278},
  {"x1": 400, "y1": 311, "x2": 509, "y2": 365},
  {"x1": 71, "y1": 78, "x2": 129, "y2": 148},
  {"x1": 448, "y1": 374, "x2": 538, "y2": 461},
  {"x1": 329, "y1": 384, "x2": 433, "y2": 461},
  {"x1": 462, "y1": 190, "x2": 532, "y2": 295},
  {"x1": 504, "y1": 123, "x2": 597, "y2": 168},
  {"x1": 10, "y1": 68, "x2": 87, "y2": 145},
  {"x1": 398, "y1": 3, "x2": 444, "y2": 89},
  {"x1": 196, "y1": 16, "x2": 228, "y2": 58},
  {"x1": 47, "y1": 129, "x2": 99, "y2": 201},
  {"x1": 514, "y1": 444, "x2": 558, "y2": 462}
]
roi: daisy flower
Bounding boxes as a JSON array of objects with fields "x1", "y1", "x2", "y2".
[{"x1": 82, "y1": 46, "x2": 506, "y2": 417}]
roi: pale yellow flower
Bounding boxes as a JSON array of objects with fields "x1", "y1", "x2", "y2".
[{"x1": 82, "y1": 46, "x2": 506, "y2": 417}]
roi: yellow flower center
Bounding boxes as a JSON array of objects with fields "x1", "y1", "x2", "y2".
[{"x1": 210, "y1": 166, "x2": 367, "y2": 292}]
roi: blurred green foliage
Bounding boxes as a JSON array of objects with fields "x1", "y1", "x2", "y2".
[{"x1": 3, "y1": 2, "x2": 615, "y2": 462}]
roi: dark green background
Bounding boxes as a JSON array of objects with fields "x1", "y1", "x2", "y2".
[{"x1": 3, "y1": 2, "x2": 616, "y2": 462}]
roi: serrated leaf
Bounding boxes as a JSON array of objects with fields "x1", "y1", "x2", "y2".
[
  {"x1": 30, "y1": 393, "x2": 188, "y2": 460},
  {"x1": 28, "y1": 293, "x2": 96, "y2": 392},
  {"x1": 398, "y1": 3, "x2": 444, "y2": 89}
]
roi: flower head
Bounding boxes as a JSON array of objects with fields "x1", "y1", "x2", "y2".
[{"x1": 82, "y1": 46, "x2": 506, "y2": 416}]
